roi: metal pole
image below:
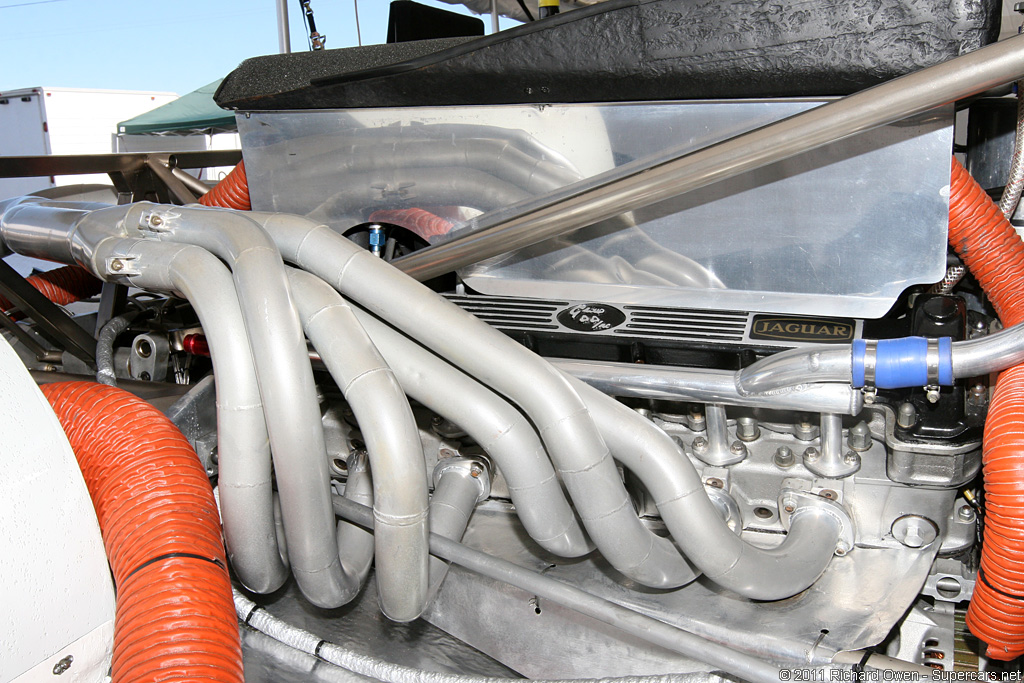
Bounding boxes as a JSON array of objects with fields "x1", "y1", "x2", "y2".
[
  {"x1": 276, "y1": 0, "x2": 291, "y2": 54},
  {"x1": 393, "y1": 34, "x2": 1024, "y2": 281},
  {"x1": 490, "y1": 0, "x2": 500, "y2": 33}
]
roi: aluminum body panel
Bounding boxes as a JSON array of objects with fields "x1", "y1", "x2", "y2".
[{"x1": 239, "y1": 101, "x2": 952, "y2": 319}]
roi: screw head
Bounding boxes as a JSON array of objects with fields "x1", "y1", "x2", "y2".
[
  {"x1": 692, "y1": 436, "x2": 708, "y2": 453},
  {"x1": 705, "y1": 477, "x2": 724, "y2": 489},
  {"x1": 109, "y1": 258, "x2": 124, "y2": 272},
  {"x1": 729, "y1": 440, "x2": 747, "y2": 456},
  {"x1": 843, "y1": 451, "x2": 860, "y2": 467},
  {"x1": 804, "y1": 446, "x2": 820, "y2": 462},
  {"x1": 925, "y1": 386, "x2": 941, "y2": 404},
  {"x1": 149, "y1": 214, "x2": 163, "y2": 226}
]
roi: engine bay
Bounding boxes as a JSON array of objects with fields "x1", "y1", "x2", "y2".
[{"x1": 5, "y1": 1, "x2": 1024, "y2": 681}]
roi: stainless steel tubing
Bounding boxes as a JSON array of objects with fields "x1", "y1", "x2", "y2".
[
  {"x1": 428, "y1": 458, "x2": 489, "y2": 599},
  {"x1": 736, "y1": 346, "x2": 853, "y2": 396},
  {"x1": 740, "y1": 323, "x2": 1024, "y2": 391},
  {"x1": 170, "y1": 167, "x2": 211, "y2": 198},
  {"x1": 286, "y1": 268, "x2": 430, "y2": 620},
  {"x1": 331, "y1": 495, "x2": 785, "y2": 683},
  {"x1": 130, "y1": 204, "x2": 350, "y2": 610},
  {"x1": 563, "y1": 373, "x2": 845, "y2": 601},
  {"x1": 352, "y1": 308, "x2": 591, "y2": 558},
  {"x1": 253, "y1": 211, "x2": 697, "y2": 589},
  {"x1": 0, "y1": 196, "x2": 120, "y2": 266},
  {"x1": 952, "y1": 324, "x2": 1024, "y2": 378},
  {"x1": 393, "y1": 34, "x2": 1024, "y2": 281},
  {"x1": 103, "y1": 238, "x2": 288, "y2": 593},
  {"x1": 334, "y1": 450, "x2": 375, "y2": 601},
  {"x1": 552, "y1": 357, "x2": 863, "y2": 415}
]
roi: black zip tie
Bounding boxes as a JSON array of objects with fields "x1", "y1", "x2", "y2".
[
  {"x1": 851, "y1": 650, "x2": 873, "y2": 676},
  {"x1": 123, "y1": 552, "x2": 225, "y2": 584},
  {"x1": 314, "y1": 640, "x2": 328, "y2": 659},
  {"x1": 979, "y1": 567, "x2": 1024, "y2": 601},
  {"x1": 244, "y1": 603, "x2": 262, "y2": 625}
]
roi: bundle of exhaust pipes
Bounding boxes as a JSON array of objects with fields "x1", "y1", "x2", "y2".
[{"x1": 8, "y1": 32, "x2": 1024, "y2": 683}]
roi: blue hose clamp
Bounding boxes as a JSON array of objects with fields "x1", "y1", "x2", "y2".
[{"x1": 851, "y1": 337, "x2": 953, "y2": 389}]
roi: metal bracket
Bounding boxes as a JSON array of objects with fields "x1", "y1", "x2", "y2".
[
  {"x1": 434, "y1": 457, "x2": 492, "y2": 503},
  {"x1": 0, "y1": 259, "x2": 96, "y2": 365},
  {"x1": 779, "y1": 488, "x2": 856, "y2": 556}
]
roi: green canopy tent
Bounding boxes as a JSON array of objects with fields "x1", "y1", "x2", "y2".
[{"x1": 117, "y1": 79, "x2": 235, "y2": 135}]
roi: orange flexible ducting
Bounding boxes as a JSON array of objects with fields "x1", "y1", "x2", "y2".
[
  {"x1": 42, "y1": 381, "x2": 243, "y2": 683},
  {"x1": 950, "y1": 156, "x2": 1024, "y2": 660},
  {"x1": 199, "y1": 160, "x2": 251, "y2": 211},
  {"x1": 0, "y1": 264, "x2": 103, "y2": 317}
]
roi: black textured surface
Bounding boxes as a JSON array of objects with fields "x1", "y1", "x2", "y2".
[
  {"x1": 216, "y1": 0, "x2": 1001, "y2": 111},
  {"x1": 214, "y1": 37, "x2": 477, "y2": 106}
]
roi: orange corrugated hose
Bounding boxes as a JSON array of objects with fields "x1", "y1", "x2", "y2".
[
  {"x1": 42, "y1": 382, "x2": 243, "y2": 683},
  {"x1": 199, "y1": 160, "x2": 251, "y2": 211},
  {"x1": 0, "y1": 264, "x2": 103, "y2": 317},
  {"x1": 950, "y1": 156, "x2": 1024, "y2": 660}
]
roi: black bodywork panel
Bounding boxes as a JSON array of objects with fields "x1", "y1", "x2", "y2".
[{"x1": 216, "y1": 0, "x2": 1000, "y2": 110}]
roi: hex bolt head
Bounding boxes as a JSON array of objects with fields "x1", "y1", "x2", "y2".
[
  {"x1": 843, "y1": 451, "x2": 860, "y2": 467},
  {"x1": 736, "y1": 416, "x2": 760, "y2": 442},
  {"x1": 897, "y1": 402, "x2": 917, "y2": 429},
  {"x1": 924, "y1": 386, "x2": 941, "y2": 404},
  {"x1": 109, "y1": 258, "x2": 124, "y2": 272},
  {"x1": 804, "y1": 446, "x2": 820, "y2": 462},
  {"x1": 149, "y1": 214, "x2": 163, "y2": 227},
  {"x1": 729, "y1": 440, "x2": 747, "y2": 457},
  {"x1": 773, "y1": 446, "x2": 796, "y2": 468},
  {"x1": 794, "y1": 418, "x2": 819, "y2": 441},
  {"x1": 957, "y1": 504, "x2": 976, "y2": 523},
  {"x1": 692, "y1": 436, "x2": 709, "y2": 454}
]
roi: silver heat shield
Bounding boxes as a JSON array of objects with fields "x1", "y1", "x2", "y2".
[{"x1": 238, "y1": 100, "x2": 953, "y2": 320}]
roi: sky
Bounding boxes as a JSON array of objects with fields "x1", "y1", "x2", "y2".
[{"x1": 0, "y1": 0, "x2": 520, "y2": 96}]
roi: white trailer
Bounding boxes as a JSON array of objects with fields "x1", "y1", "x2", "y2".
[{"x1": 0, "y1": 87, "x2": 177, "y2": 199}]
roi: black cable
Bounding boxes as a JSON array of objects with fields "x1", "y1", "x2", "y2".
[{"x1": 516, "y1": 0, "x2": 535, "y2": 21}]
